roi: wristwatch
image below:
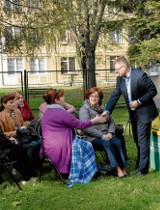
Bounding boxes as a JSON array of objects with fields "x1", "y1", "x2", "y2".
[{"x1": 137, "y1": 99, "x2": 141, "y2": 106}]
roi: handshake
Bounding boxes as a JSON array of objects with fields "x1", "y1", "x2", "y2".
[{"x1": 91, "y1": 111, "x2": 110, "y2": 125}]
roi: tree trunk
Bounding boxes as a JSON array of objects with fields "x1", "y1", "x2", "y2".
[
  {"x1": 81, "y1": 50, "x2": 87, "y2": 98},
  {"x1": 86, "y1": 49, "x2": 96, "y2": 89},
  {"x1": 81, "y1": 48, "x2": 96, "y2": 92}
]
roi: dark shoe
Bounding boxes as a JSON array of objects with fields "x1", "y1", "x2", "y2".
[
  {"x1": 119, "y1": 175, "x2": 127, "y2": 179},
  {"x1": 135, "y1": 171, "x2": 146, "y2": 176}
]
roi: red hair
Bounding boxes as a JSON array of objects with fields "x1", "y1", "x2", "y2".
[
  {"x1": 0, "y1": 93, "x2": 15, "y2": 111},
  {"x1": 85, "y1": 87, "x2": 103, "y2": 105},
  {"x1": 43, "y1": 88, "x2": 64, "y2": 104}
]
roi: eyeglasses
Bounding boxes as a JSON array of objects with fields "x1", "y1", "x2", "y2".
[{"x1": 115, "y1": 66, "x2": 125, "y2": 71}]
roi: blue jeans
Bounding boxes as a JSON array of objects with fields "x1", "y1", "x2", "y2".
[{"x1": 92, "y1": 137, "x2": 127, "y2": 169}]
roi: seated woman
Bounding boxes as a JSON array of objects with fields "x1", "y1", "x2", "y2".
[
  {"x1": 41, "y1": 88, "x2": 106, "y2": 186},
  {"x1": 0, "y1": 93, "x2": 41, "y2": 176},
  {"x1": 79, "y1": 87, "x2": 128, "y2": 178},
  {"x1": 0, "y1": 127, "x2": 35, "y2": 185},
  {"x1": 14, "y1": 91, "x2": 35, "y2": 126},
  {"x1": 39, "y1": 91, "x2": 76, "y2": 119}
]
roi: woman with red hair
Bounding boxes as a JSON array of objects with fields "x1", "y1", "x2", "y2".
[
  {"x1": 15, "y1": 91, "x2": 34, "y2": 126},
  {"x1": 79, "y1": 87, "x2": 128, "y2": 178},
  {"x1": 41, "y1": 88, "x2": 106, "y2": 186}
]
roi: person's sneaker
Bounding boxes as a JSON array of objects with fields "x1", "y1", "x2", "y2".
[{"x1": 21, "y1": 178, "x2": 37, "y2": 185}]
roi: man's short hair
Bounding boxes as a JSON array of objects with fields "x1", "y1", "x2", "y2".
[{"x1": 115, "y1": 56, "x2": 130, "y2": 67}]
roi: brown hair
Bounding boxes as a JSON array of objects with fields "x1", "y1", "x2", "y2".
[
  {"x1": 42, "y1": 88, "x2": 64, "y2": 104},
  {"x1": 0, "y1": 93, "x2": 15, "y2": 112},
  {"x1": 85, "y1": 87, "x2": 103, "y2": 105}
]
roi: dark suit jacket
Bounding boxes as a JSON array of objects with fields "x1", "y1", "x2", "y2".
[{"x1": 106, "y1": 69, "x2": 158, "y2": 124}]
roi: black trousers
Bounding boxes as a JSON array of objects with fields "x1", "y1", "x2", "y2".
[
  {"x1": 130, "y1": 111, "x2": 151, "y2": 174},
  {"x1": 7, "y1": 144, "x2": 34, "y2": 181}
]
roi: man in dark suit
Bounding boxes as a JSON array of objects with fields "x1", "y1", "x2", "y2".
[{"x1": 102, "y1": 56, "x2": 158, "y2": 175}]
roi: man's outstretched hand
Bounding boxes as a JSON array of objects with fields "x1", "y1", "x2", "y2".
[{"x1": 101, "y1": 111, "x2": 110, "y2": 122}]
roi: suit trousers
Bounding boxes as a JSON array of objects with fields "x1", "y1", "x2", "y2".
[{"x1": 129, "y1": 110, "x2": 151, "y2": 174}]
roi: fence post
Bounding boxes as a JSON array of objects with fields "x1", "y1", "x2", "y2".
[{"x1": 24, "y1": 69, "x2": 28, "y2": 102}]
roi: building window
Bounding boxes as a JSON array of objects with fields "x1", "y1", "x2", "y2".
[
  {"x1": 110, "y1": 30, "x2": 123, "y2": 44},
  {"x1": 3, "y1": 0, "x2": 22, "y2": 12},
  {"x1": 61, "y1": 57, "x2": 76, "y2": 74},
  {"x1": 7, "y1": 58, "x2": 23, "y2": 74},
  {"x1": 108, "y1": 0, "x2": 116, "y2": 13},
  {"x1": 26, "y1": 0, "x2": 42, "y2": 10},
  {"x1": 60, "y1": 31, "x2": 68, "y2": 43},
  {"x1": 108, "y1": 5, "x2": 116, "y2": 13},
  {"x1": 5, "y1": 26, "x2": 20, "y2": 38},
  {"x1": 30, "y1": 58, "x2": 46, "y2": 73},
  {"x1": 110, "y1": 56, "x2": 119, "y2": 72},
  {"x1": 5, "y1": 26, "x2": 21, "y2": 48}
]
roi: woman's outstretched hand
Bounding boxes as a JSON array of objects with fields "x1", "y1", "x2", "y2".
[{"x1": 91, "y1": 115, "x2": 106, "y2": 125}]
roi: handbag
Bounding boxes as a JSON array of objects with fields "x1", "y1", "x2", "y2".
[
  {"x1": 17, "y1": 125, "x2": 39, "y2": 144},
  {"x1": 97, "y1": 163, "x2": 117, "y2": 176},
  {"x1": 115, "y1": 124, "x2": 124, "y2": 136}
]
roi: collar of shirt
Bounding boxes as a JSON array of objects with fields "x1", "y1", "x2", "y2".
[{"x1": 123, "y1": 69, "x2": 131, "y2": 81}]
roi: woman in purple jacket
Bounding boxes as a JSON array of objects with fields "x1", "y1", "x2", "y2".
[{"x1": 41, "y1": 88, "x2": 106, "y2": 179}]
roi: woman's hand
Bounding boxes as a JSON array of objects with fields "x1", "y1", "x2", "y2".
[
  {"x1": 102, "y1": 133, "x2": 113, "y2": 141},
  {"x1": 91, "y1": 115, "x2": 106, "y2": 125}
]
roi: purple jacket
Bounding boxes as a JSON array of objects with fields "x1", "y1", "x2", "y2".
[{"x1": 42, "y1": 106, "x2": 92, "y2": 173}]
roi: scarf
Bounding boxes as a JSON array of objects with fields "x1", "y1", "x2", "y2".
[{"x1": 47, "y1": 104, "x2": 65, "y2": 110}]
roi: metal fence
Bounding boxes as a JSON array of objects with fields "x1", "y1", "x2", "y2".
[{"x1": 0, "y1": 69, "x2": 117, "y2": 110}]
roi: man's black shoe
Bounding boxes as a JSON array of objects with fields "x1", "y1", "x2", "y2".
[{"x1": 135, "y1": 171, "x2": 146, "y2": 176}]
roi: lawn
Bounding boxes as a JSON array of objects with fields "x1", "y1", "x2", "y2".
[{"x1": 0, "y1": 87, "x2": 160, "y2": 210}]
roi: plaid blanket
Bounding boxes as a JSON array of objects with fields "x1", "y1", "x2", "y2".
[{"x1": 67, "y1": 135, "x2": 97, "y2": 188}]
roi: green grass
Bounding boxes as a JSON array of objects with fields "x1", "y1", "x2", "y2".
[{"x1": 0, "y1": 87, "x2": 160, "y2": 210}]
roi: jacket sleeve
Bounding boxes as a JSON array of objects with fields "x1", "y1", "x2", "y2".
[
  {"x1": 105, "y1": 77, "x2": 122, "y2": 114},
  {"x1": 0, "y1": 120, "x2": 16, "y2": 138},
  {"x1": 62, "y1": 109, "x2": 92, "y2": 130},
  {"x1": 64, "y1": 102, "x2": 76, "y2": 113},
  {"x1": 138, "y1": 72, "x2": 157, "y2": 104},
  {"x1": 108, "y1": 115, "x2": 116, "y2": 134},
  {"x1": 79, "y1": 106, "x2": 103, "y2": 138}
]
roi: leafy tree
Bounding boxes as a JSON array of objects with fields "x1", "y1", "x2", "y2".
[
  {"x1": 3, "y1": 1, "x2": 152, "y2": 89},
  {"x1": 1, "y1": 0, "x2": 122, "y2": 90},
  {"x1": 126, "y1": 0, "x2": 160, "y2": 68}
]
